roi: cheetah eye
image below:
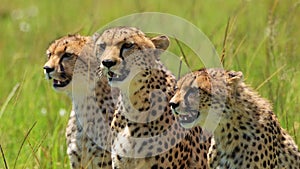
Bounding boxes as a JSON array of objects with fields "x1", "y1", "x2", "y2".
[
  {"x1": 61, "y1": 53, "x2": 73, "y2": 60},
  {"x1": 184, "y1": 87, "x2": 199, "y2": 100},
  {"x1": 98, "y1": 43, "x2": 106, "y2": 50},
  {"x1": 174, "y1": 86, "x2": 178, "y2": 91},
  {"x1": 122, "y1": 42, "x2": 134, "y2": 49},
  {"x1": 187, "y1": 88, "x2": 198, "y2": 95},
  {"x1": 46, "y1": 51, "x2": 51, "y2": 59}
]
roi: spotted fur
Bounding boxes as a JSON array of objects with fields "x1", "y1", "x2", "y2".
[
  {"x1": 44, "y1": 34, "x2": 117, "y2": 168},
  {"x1": 170, "y1": 68, "x2": 300, "y2": 169},
  {"x1": 96, "y1": 27, "x2": 211, "y2": 169}
]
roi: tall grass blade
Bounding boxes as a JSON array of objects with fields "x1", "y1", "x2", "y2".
[
  {"x1": 23, "y1": 133, "x2": 47, "y2": 169},
  {"x1": 13, "y1": 121, "x2": 37, "y2": 169},
  {"x1": 255, "y1": 64, "x2": 286, "y2": 90},
  {"x1": 0, "y1": 144, "x2": 8, "y2": 169},
  {"x1": 174, "y1": 37, "x2": 187, "y2": 80},
  {"x1": 221, "y1": 17, "x2": 231, "y2": 65},
  {"x1": 0, "y1": 83, "x2": 20, "y2": 118}
]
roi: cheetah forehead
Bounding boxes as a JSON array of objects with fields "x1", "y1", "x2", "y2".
[
  {"x1": 177, "y1": 74, "x2": 196, "y2": 91},
  {"x1": 177, "y1": 68, "x2": 244, "y2": 95},
  {"x1": 101, "y1": 26, "x2": 143, "y2": 39},
  {"x1": 47, "y1": 35, "x2": 91, "y2": 56},
  {"x1": 177, "y1": 69, "x2": 213, "y2": 92},
  {"x1": 98, "y1": 26, "x2": 154, "y2": 46}
]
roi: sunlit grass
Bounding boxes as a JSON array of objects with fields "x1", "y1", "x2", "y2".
[{"x1": 0, "y1": 0, "x2": 299, "y2": 168}]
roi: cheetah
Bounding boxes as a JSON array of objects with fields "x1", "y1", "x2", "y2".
[
  {"x1": 169, "y1": 68, "x2": 300, "y2": 169},
  {"x1": 95, "y1": 26, "x2": 211, "y2": 169},
  {"x1": 43, "y1": 34, "x2": 117, "y2": 168}
]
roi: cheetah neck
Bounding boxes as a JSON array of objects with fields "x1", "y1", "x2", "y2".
[
  {"x1": 72, "y1": 76, "x2": 115, "y2": 149},
  {"x1": 213, "y1": 84, "x2": 277, "y2": 153},
  {"x1": 111, "y1": 67, "x2": 193, "y2": 158},
  {"x1": 118, "y1": 68, "x2": 175, "y2": 124}
]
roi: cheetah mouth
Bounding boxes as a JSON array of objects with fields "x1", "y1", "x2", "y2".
[
  {"x1": 177, "y1": 110, "x2": 200, "y2": 124},
  {"x1": 107, "y1": 70, "x2": 129, "y2": 82},
  {"x1": 53, "y1": 78, "x2": 71, "y2": 88}
]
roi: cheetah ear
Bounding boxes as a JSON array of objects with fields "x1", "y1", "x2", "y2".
[
  {"x1": 151, "y1": 35, "x2": 170, "y2": 51},
  {"x1": 227, "y1": 70, "x2": 243, "y2": 85}
]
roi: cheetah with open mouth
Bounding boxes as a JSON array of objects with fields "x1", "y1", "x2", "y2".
[
  {"x1": 96, "y1": 26, "x2": 212, "y2": 169},
  {"x1": 170, "y1": 68, "x2": 300, "y2": 168},
  {"x1": 44, "y1": 34, "x2": 117, "y2": 168}
]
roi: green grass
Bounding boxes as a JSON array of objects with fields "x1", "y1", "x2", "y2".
[{"x1": 0, "y1": 0, "x2": 299, "y2": 168}]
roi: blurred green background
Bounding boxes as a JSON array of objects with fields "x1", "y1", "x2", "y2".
[{"x1": 0, "y1": 0, "x2": 299, "y2": 168}]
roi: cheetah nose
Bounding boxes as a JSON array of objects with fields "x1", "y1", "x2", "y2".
[
  {"x1": 169, "y1": 102, "x2": 179, "y2": 109},
  {"x1": 102, "y1": 59, "x2": 116, "y2": 69},
  {"x1": 43, "y1": 66, "x2": 54, "y2": 73}
]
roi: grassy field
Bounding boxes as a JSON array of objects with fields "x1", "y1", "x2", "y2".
[{"x1": 0, "y1": 0, "x2": 299, "y2": 168}]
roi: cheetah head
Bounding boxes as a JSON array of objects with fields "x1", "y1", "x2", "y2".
[
  {"x1": 43, "y1": 34, "x2": 91, "y2": 92},
  {"x1": 169, "y1": 68, "x2": 243, "y2": 130},
  {"x1": 95, "y1": 26, "x2": 169, "y2": 87}
]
